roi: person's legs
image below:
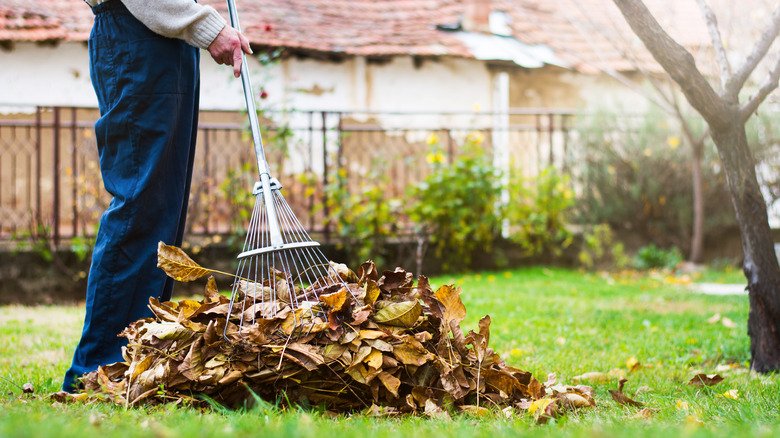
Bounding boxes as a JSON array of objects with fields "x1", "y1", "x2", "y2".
[{"x1": 63, "y1": 1, "x2": 199, "y2": 392}]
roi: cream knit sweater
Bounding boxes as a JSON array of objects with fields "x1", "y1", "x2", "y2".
[{"x1": 84, "y1": 0, "x2": 226, "y2": 49}]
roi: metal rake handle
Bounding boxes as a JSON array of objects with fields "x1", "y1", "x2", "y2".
[
  {"x1": 225, "y1": 0, "x2": 270, "y2": 178},
  {"x1": 225, "y1": 0, "x2": 284, "y2": 248}
]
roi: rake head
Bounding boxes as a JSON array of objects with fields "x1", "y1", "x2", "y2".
[{"x1": 225, "y1": 175, "x2": 354, "y2": 340}]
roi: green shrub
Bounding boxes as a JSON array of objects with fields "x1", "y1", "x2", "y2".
[
  {"x1": 506, "y1": 165, "x2": 575, "y2": 256},
  {"x1": 578, "y1": 223, "x2": 630, "y2": 271},
  {"x1": 325, "y1": 166, "x2": 401, "y2": 268},
  {"x1": 407, "y1": 134, "x2": 503, "y2": 271},
  {"x1": 634, "y1": 243, "x2": 682, "y2": 270},
  {"x1": 574, "y1": 108, "x2": 735, "y2": 250}
]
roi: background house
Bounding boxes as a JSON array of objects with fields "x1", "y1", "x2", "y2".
[{"x1": 0, "y1": 0, "x2": 720, "y2": 241}]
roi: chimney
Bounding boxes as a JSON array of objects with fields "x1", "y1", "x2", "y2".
[{"x1": 462, "y1": 0, "x2": 492, "y2": 33}]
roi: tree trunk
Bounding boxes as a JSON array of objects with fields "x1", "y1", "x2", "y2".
[
  {"x1": 689, "y1": 140, "x2": 704, "y2": 263},
  {"x1": 613, "y1": 0, "x2": 780, "y2": 372},
  {"x1": 711, "y1": 121, "x2": 780, "y2": 372}
]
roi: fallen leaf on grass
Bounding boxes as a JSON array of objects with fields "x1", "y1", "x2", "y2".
[
  {"x1": 716, "y1": 389, "x2": 739, "y2": 400},
  {"x1": 22, "y1": 383, "x2": 34, "y2": 394},
  {"x1": 707, "y1": 313, "x2": 721, "y2": 324},
  {"x1": 632, "y1": 407, "x2": 657, "y2": 419},
  {"x1": 720, "y1": 317, "x2": 736, "y2": 328},
  {"x1": 688, "y1": 373, "x2": 723, "y2": 387},
  {"x1": 626, "y1": 357, "x2": 642, "y2": 373},
  {"x1": 609, "y1": 378, "x2": 644, "y2": 407}
]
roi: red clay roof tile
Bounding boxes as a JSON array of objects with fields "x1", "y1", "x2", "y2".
[{"x1": 0, "y1": 0, "x2": 715, "y2": 74}]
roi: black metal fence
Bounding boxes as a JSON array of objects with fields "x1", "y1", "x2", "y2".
[{"x1": 0, "y1": 106, "x2": 575, "y2": 245}]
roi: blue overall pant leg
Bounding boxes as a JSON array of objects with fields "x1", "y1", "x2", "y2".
[{"x1": 63, "y1": 0, "x2": 200, "y2": 391}]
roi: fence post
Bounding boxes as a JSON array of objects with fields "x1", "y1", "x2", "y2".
[
  {"x1": 203, "y1": 128, "x2": 211, "y2": 234},
  {"x1": 53, "y1": 107, "x2": 61, "y2": 246},
  {"x1": 321, "y1": 111, "x2": 330, "y2": 243},
  {"x1": 307, "y1": 111, "x2": 314, "y2": 231},
  {"x1": 70, "y1": 107, "x2": 78, "y2": 238},
  {"x1": 548, "y1": 113, "x2": 554, "y2": 167},
  {"x1": 35, "y1": 107, "x2": 42, "y2": 232}
]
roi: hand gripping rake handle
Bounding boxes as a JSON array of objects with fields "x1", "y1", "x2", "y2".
[{"x1": 225, "y1": 0, "x2": 284, "y2": 248}]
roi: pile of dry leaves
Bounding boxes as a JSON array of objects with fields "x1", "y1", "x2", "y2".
[{"x1": 77, "y1": 244, "x2": 596, "y2": 420}]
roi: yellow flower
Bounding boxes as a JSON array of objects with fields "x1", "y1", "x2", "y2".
[
  {"x1": 466, "y1": 131, "x2": 485, "y2": 145},
  {"x1": 473, "y1": 103, "x2": 481, "y2": 113},
  {"x1": 667, "y1": 136, "x2": 681, "y2": 149},
  {"x1": 426, "y1": 133, "x2": 439, "y2": 145},
  {"x1": 426, "y1": 152, "x2": 444, "y2": 164},
  {"x1": 717, "y1": 389, "x2": 739, "y2": 400}
]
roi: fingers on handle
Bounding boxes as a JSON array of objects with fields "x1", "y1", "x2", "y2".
[
  {"x1": 233, "y1": 46, "x2": 243, "y2": 77},
  {"x1": 241, "y1": 33, "x2": 252, "y2": 54}
]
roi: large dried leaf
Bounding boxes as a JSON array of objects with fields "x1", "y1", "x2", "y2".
[
  {"x1": 156, "y1": 241, "x2": 214, "y2": 282},
  {"x1": 373, "y1": 300, "x2": 421, "y2": 328},
  {"x1": 377, "y1": 371, "x2": 401, "y2": 398},
  {"x1": 393, "y1": 335, "x2": 433, "y2": 366},
  {"x1": 378, "y1": 268, "x2": 414, "y2": 292},
  {"x1": 435, "y1": 284, "x2": 466, "y2": 328},
  {"x1": 363, "y1": 280, "x2": 381, "y2": 306},
  {"x1": 357, "y1": 260, "x2": 379, "y2": 285},
  {"x1": 320, "y1": 288, "x2": 347, "y2": 311}
]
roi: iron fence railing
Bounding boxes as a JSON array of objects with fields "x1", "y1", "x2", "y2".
[{"x1": 0, "y1": 106, "x2": 576, "y2": 245}]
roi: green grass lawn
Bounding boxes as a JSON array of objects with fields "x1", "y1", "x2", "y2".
[{"x1": 1, "y1": 266, "x2": 777, "y2": 438}]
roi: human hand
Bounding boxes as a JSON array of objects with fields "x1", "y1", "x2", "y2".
[{"x1": 208, "y1": 25, "x2": 252, "y2": 78}]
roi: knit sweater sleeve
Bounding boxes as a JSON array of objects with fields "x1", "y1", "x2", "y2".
[{"x1": 119, "y1": 0, "x2": 226, "y2": 49}]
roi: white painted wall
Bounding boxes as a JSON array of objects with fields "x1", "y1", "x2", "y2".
[
  {"x1": 2, "y1": 42, "x2": 494, "y2": 117},
  {"x1": 0, "y1": 42, "x2": 96, "y2": 111}
]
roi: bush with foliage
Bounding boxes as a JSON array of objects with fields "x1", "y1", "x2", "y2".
[
  {"x1": 506, "y1": 165, "x2": 575, "y2": 257},
  {"x1": 578, "y1": 223, "x2": 631, "y2": 271},
  {"x1": 574, "y1": 108, "x2": 735, "y2": 251},
  {"x1": 634, "y1": 243, "x2": 683, "y2": 270},
  {"x1": 324, "y1": 166, "x2": 401, "y2": 268},
  {"x1": 407, "y1": 133, "x2": 503, "y2": 271}
]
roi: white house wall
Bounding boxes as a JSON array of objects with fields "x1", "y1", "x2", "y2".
[
  {"x1": 0, "y1": 42, "x2": 96, "y2": 110},
  {"x1": 1, "y1": 42, "x2": 647, "y2": 116}
]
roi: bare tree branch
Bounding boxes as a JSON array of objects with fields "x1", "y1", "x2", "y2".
[
  {"x1": 612, "y1": 0, "x2": 729, "y2": 128},
  {"x1": 724, "y1": 6, "x2": 780, "y2": 102},
  {"x1": 697, "y1": 0, "x2": 730, "y2": 91},
  {"x1": 552, "y1": 0, "x2": 675, "y2": 113},
  {"x1": 739, "y1": 55, "x2": 780, "y2": 123}
]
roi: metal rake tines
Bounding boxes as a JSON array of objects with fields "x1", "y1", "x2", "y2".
[{"x1": 224, "y1": 183, "x2": 354, "y2": 340}]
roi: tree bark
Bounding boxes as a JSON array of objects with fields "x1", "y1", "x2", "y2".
[
  {"x1": 613, "y1": 0, "x2": 780, "y2": 372},
  {"x1": 711, "y1": 122, "x2": 780, "y2": 372}
]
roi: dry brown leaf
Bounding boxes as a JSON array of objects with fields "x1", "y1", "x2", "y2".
[
  {"x1": 373, "y1": 300, "x2": 421, "y2": 328},
  {"x1": 435, "y1": 284, "x2": 466, "y2": 328},
  {"x1": 320, "y1": 288, "x2": 347, "y2": 312},
  {"x1": 688, "y1": 373, "x2": 724, "y2": 387},
  {"x1": 156, "y1": 241, "x2": 215, "y2": 282},
  {"x1": 363, "y1": 280, "x2": 381, "y2": 306},
  {"x1": 609, "y1": 378, "x2": 644, "y2": 407}
]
